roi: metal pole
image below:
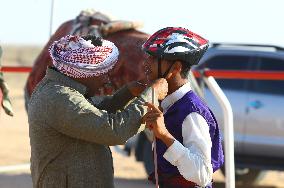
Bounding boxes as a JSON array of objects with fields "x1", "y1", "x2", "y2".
[
  {"x1": 49, "y1": 0, "x2": 55, "y2": 37},
  {"x1": 188, "y1": 70, "x2": 204, "y2": 99},
  {"x1": 152, "y1": 88, "x2": 159, "y2": 188},
  {"x1": 203, "y1": 76, "x2": 235, "y2": 188}
]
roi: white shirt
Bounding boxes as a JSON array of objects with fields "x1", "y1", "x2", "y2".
[{"x1": 160, "y1": 82, "x2": 213, "y2": 187}]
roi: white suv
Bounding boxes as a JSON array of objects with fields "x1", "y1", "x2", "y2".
[{"x1": 195, "y1": 43, "x2": 284, "y2": 183}]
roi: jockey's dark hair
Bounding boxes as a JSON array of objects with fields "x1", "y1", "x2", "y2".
[
  {"x1": 82, "y1": 35, "x2": 103, "y2": 46},
  {"x1": 165, "y1": 59, "x2": 191, "y2": 79},
  {"x1": 180, "y1": 61, "x2": 192, "y2": 79}
]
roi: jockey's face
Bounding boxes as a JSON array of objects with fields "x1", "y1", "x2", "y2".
[{"x1": 143, "y1": 54, "x2": 175, "y2": 82}]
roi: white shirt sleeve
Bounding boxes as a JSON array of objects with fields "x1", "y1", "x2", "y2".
[{"x1": 163, "y1": 112, "x2": 213, "y2": 187}]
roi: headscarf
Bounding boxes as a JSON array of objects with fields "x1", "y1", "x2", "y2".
[{"x1": 48, "y1": 35, "x2": 119, "y2": 78}]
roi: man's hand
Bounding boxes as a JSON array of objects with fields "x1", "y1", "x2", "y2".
[
  {"x1": 127, "y1": 80, "x2": 147, "y2": 97},
  {"x1": 150, "y1": 78, "x2": 168, "y2": 100},
  {"x1": 142, "y1": 102, "x2": 174, "y2": 147},
  {"x1": 128, "y1": 78, "x2": 168, "y2": 100}
]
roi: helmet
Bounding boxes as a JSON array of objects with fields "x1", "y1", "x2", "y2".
[{"x1": 142, "y1": 27, "x2": 209, "y2": 66}]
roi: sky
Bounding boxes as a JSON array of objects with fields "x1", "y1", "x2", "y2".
[{"x1": 0, "y1": 0, "x2": 284, "y2": 46}]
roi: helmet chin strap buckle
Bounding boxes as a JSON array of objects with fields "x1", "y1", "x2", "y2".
[
  {"x1": 158, "y1": 58, "x2": 162, "y2": 78},
  {"x1": 157, "y1": 57, "x2": 175, "y2": 79}
]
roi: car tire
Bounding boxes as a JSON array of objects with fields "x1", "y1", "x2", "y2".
[
  {"x1": 142, "y1": 138, "x2": 154, "y2": 175},
  {"x1": 221, "y1": 166, "x2": 264, "y2": 185}
]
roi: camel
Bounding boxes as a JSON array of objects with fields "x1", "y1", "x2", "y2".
[{"x1": 25, "y1": 9, "x2": 150, "y2": 99}]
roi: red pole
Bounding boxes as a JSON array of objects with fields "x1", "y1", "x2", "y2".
[
  {"x1": 192, "y1": 70, "x2": 284, "y2": 80},
  {"x1": 1, "y1": 66, "x2": 284, "y2": 80},
  {"x1": 0, "y1": 66, "x2": 33, "y2": 73}
]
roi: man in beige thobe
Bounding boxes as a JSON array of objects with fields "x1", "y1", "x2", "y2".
[{"x1": 28, "y1": 35, "x2": 168, "y2": 188}]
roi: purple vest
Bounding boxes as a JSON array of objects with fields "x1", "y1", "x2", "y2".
[{"x1": 156, "y1": 91, "x2": 224, "y2": 185}]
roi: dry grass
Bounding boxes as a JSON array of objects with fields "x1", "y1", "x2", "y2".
[{"x1": 1, "y1": 45, "x2": 42, "y2": 66}]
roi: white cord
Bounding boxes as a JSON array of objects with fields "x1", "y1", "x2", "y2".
[{"x1": 152, "y1": 88, "x2": 159, "y2": 188}]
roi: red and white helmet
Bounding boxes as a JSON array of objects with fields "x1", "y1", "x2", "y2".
[{"x1": 142, "y1": 27, "x2": 209, "y2": 66}]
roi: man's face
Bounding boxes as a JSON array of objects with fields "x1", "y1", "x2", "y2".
[
  {"x1": 88, "y1": 73, "x2": 111, "y2": 91},
  {"x1": 96, "y1": 73, "x2": 111, "y2": 88}
]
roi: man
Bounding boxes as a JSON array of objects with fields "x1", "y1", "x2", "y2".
[
  {"x1": 0, "y1": 45, "x2": 13, "y2": 116},
  {"x1": 142, "y1": 27, "x2": 224, "y2": 188},
  {"x1": 28, "y1": 35, "x2": 168, "y2": 188}
]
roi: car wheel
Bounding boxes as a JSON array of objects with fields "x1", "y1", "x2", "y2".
[
  {"x1": 142, "y1": 138, "x2": 154, "y2": 175},
  {"x1": 221, "y1": 166, "x2": 264, "y2": 185}
]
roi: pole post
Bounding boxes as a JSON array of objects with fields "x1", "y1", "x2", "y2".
[
  {"x1": 203, "y1": 76, "x2": 235, "y2": 188},
  {"x1": 49, "y1": 0, "x2": 55, "y2": 37}
]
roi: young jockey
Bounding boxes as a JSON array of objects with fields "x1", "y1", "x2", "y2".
[{"x1": 142, "y1": 27, "x2": 224, "y2": 188}]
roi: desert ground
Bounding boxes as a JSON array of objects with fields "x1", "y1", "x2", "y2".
[{"x1": 0, "y1": 59, "x2": 284, "y2": 187}]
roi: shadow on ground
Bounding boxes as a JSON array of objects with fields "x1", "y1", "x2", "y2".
[
  {"x1": 0, "y1": 173, "x2": 281, "y2": 188},
  {"x1": 0, "y1": 173, "x2": 155, "y2": 188},
  {"x1": 115, "y1": 178, "x2": 155, "y2": 188},
  {"x1": 214, "y1": 182, "x2": 277, "y2": 188},
  {"x1": 0, "y1": 173, "x2": 32, "y2": 188}
]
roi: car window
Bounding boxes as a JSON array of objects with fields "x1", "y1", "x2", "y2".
[
  {"x1": 204, "y1": 55, "x2": 252, "y2": 90},
  {"x1": 206, "y1": 55, "x2": 251, "y2": 70},
  {"x1": 251, "y1": 57, "x2": 284, "y2": 95}
]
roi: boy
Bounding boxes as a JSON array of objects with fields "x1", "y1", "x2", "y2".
[{"x1": 142, "y1": 27, "x2": 224, "y2": 188}]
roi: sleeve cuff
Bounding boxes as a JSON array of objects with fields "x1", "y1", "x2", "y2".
[
  {"x1": 114, "y1": 85, "x2": 134, "y2": 102},
  {"x1": 163, "y1": 140, "x2": 187, "y2": 165},
  {"x1": 139, "y1": 87, "x2": 154, "y2": 103}
]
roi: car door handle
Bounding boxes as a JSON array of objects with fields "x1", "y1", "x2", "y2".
[{"x1": 248, "y1": 100, "x2": 263, "y2": 109}]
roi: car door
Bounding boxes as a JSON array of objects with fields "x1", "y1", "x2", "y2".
[
  {"x1": 243, "y1": 57, "x2": 284, "y2": 157},
  {"x1": 200, "y1": 55, "x2": 253, "y2": 154}
]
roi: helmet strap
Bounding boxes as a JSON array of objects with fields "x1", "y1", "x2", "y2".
[
  {"x1": 157, "y1": 57, "x2": 175, "y2": 78},
  {"x1": 158, "y1": 58, "x2": 162, "y2": 78},
  {"x1": 162, "y1": 61, "x2": 175, "y2": 78}
]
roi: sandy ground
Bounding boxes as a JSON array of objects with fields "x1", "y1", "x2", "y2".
[{"x1": 0, "y1": 73, "x2": 284, "y2": 188}]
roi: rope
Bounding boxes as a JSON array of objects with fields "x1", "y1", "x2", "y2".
[{"x1": 152, "y1": 88, "x2": 159, "y2": 188}]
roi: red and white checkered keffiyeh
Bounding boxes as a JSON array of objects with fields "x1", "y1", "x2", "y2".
[{"x1": 49, "y1": 35, "x2": 119, "y2": 78}]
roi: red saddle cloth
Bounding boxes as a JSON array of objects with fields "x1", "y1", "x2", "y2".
[
  {"x1": 148, "y1": 172, "x2": 198, "y2": 188},
  {"x1": 0, "y1": 87, "x2": 3, "y2": 108}
]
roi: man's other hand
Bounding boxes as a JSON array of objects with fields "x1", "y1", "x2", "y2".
[
  {"x1": 151, "y1": 78, "x2": 168, "y2": 100},
  {"x1": 142, "y1": 102, "x2": 174, "y2": 147},
  {"x1": 127, "y1": 80, "x2": 147, "y2": 97}
]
